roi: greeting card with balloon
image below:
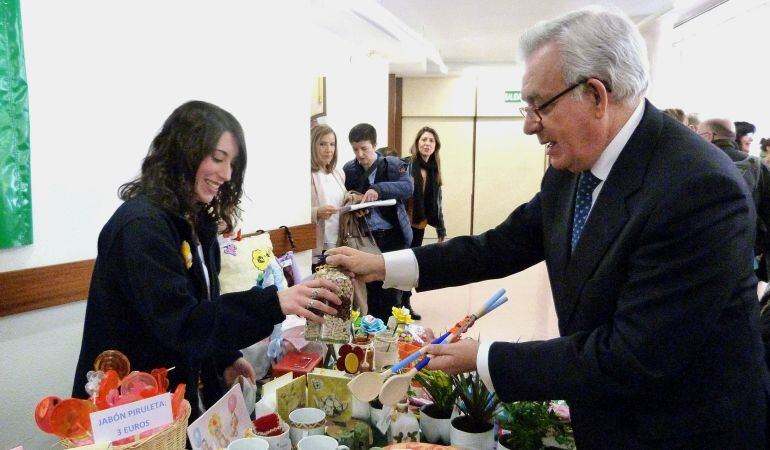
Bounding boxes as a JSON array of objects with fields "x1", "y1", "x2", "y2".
[{"x1": 186, "y1": 383, "x2": 252, "y2": 450}]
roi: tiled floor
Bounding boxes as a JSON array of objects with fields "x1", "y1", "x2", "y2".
[{"x1": 408, "y1": 262, "x2": 560, "y2": 344}]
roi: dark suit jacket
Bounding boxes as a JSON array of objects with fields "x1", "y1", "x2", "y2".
[{"x1": 414, "y1": 102, "x2": 768, "y2": 448}]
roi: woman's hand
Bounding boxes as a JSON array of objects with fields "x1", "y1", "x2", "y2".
[
  {"x1": 317, "y1": 205, "x2": 339, "y2": 220},
  {"x1": 277, "y1": 278, "x2": 341, "y2": 324},
  {"x1": 223, "y1": 357, "x2": 256, "y2": 386}
]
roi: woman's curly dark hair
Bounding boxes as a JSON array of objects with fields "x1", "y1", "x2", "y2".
[{"x1": 118, "y1": 100, "x2": 246, "y2": 234}]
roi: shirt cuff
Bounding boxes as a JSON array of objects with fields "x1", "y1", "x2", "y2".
[
  {"x1": 476, "y1": 341, "x2": 496, "y2": 393},
  {"x1": 382, "y1": 249, "x2": 419, "y2": 291}
]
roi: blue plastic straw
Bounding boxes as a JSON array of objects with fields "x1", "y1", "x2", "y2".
[{"x1": 390, "y1": 330, "x2": 451, "y2": 372}]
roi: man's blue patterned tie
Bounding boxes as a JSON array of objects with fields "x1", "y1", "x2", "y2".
[{"x1": 571, "y1": 171, "x2": 602, "y2": 252}]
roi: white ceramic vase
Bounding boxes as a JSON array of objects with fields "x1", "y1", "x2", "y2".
[
  {"x1": 497, "y1": 434, "x2": 514, "y2": 450},
  {"x1": 351, "y1": 397, "x2": 370, "y2": 421},
  {"x1": 419, "y1": 405, "x2": 452, "y2": 444},
  {"x1": 449, "y1": 416, "x2": 495, "y2": 450},
  {"x1": 369, "y1": 403, "x2": 384, "y2": 429}
]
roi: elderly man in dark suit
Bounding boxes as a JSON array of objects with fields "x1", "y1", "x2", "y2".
[{"x1": 328, "y1": 6, "x2": 768, "y2": 448}]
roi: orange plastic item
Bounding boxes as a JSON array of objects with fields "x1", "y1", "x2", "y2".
[
  {"x1": 397, "y1": 341, "x2": 423, "y2": 369},
  {"x1": 171, "y1": 383, "x2": 186, "y2": 419},
  {"x1": 34, "y1": 395, "x2": 61, "y2": 433},
  {"x1": 151, "y1": 367, "x2": 170, "y2": 391},
  {"x1": 95, "y1": 369, "x2": 120, "y2": 410},
  {"x1": 94, "y1": 350, "x2": 131, "y2": 379},
  {"x1": 119, "y1": 371, "x2": 158, "y2": 397},
  {"x1": 49, "y1": 398, "x2": 96, "y2": 439}
]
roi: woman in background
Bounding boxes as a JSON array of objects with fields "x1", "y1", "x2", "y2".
[
  {"x1": 311, "y1": 124, "x2": 346, "y2": 268},
  {"x1": 73, "y1": 101, "x2": 339, "y2": 421},
  {"x1": 401, "y1": 126, "x2": 446, "y2": 320}
]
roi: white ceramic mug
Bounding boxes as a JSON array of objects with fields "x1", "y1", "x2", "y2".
[
  {"x1": 288, "y1": 407, "x2": 326, "y2": 446},
  {"x1": 227, "y1": 437, "x2": 269, "y2": 450},
  {"x1": 260, "y1": 422, "x2": 291, "y2": 450},
  {"x1": 297, "y1": 435, "x2": 350, "y2": 450}
]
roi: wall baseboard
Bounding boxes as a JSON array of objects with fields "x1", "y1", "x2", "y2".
[{"x1": 0, "y1": 223, "x2": 315, "y2": 317}]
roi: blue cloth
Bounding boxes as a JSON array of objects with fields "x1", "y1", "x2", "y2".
[
  {"x1": 342, "y1": 152, "x2": 413, "y2": 245},
  {"x1": 366, "y1": 168, "x2": 393, "y2": 231},
  {"x1": 571, "y1": 171, "x2": 601, "y2": 252}
]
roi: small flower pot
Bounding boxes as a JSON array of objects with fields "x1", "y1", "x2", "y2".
[
  {"x1": 497, "y1": 433, "x2": 515, "y2": 450},
  {"x1": 419, "y1": 404, "x2": 452, "y2": 444},
  {"x1": 449, "y1": 415, "x2": 494, "y2": 450}
]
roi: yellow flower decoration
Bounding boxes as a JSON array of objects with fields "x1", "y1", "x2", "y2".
[
  {"x1": 391, "y1": 306, "x2": 413, "y2": 325},
  {"x1": 350, "y1": 309, "x2": 361, "y2": 322},
  {"x1": 180, "y1": 240, "x2": 193, "y2": 269},
  {"x1": 252, "y1": 248, "x2": 273, "y2": 271}
]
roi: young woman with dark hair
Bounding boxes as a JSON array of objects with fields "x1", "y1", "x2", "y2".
[
  {"x1": 72, "y1": 101, "x2": 340, "y2": 420},
  {"x1": 400, "y1": 126, "x2": 447, "y2": 319}
]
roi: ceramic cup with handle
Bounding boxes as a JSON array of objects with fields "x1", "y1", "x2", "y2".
[
  {"x1": 227, "y1": 437, "x2": 269, "y2": 450},
  {"x1": 259, "y1": 422, "x2": 291, "y2": 450},
  {"x1": 288, "y1": 407, "x2": 326, "y2": 446},
  {"x1": 297, "y1": 435, "x2": 350, "y2": 450}
]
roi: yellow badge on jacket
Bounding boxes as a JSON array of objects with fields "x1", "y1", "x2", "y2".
[{"x1": 180, "y1": 240, "x2": 193, "y2": 269}]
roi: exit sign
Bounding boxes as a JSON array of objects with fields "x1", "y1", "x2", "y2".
[{"x1": 504, "y1": 90, "x2": 521, "y2": 103}]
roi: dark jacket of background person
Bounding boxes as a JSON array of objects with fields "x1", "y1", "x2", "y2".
[
  {"x1": 403, "y1": 155, "x2": 446, "y2": 240},
  {"x1": 413, "y1": 103, "x2": 768, "y2": 447},
  {"x1": 343, "y1": 152, "x2": 413, "y2": 245},
  {"x1": 72, "y1": 195, "x2": 284, "y2": 420},
  {"x1": 712, "y1": 138, "x2": 770, "y2": 278}
]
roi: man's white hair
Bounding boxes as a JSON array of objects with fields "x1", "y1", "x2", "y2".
[{"x1": 519, "y1": 5, "x2": 649, "y2": 106}]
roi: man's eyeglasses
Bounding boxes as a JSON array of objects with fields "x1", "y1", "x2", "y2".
[{"x1": 519, "y1": 78, "x2": 588, "y2": 122}]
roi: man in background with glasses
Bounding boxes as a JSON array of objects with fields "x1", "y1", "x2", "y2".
[{"x1": 329, "y1": 6, "x2": 768, "y2": 447}]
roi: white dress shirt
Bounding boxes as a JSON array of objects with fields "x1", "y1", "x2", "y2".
[{"x1": 382, "y1": 99, "x2": 645, "y2": 392}]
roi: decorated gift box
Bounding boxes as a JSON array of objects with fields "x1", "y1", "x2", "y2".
[{"x1": 272, "y1": 351, "x2": 322, "y2": 379}]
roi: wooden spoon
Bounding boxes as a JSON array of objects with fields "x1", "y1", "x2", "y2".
[
  {"x1": 347, "y1": 288, "x2": 507, "y2": 402},
  {"x1": 379, "y1": 295, "x2": 509, "y2": 406},
  {"x1": 347, "y1": 330, "x2": 452, "y2": 402}
]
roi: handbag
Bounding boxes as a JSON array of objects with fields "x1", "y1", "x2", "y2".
[{"x1": 336, "y1": 191, "x2": 380, "y2": 314}]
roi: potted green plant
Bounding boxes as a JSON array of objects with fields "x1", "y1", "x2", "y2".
[
  {"x1": 414, "y1": 369, "x2": 459, "y2": 444},
  {"x1": 497, "y1": 401, "x2": 575, "y2": 450},
  {"x1": 449, "y1": 372, "x2": 501, "y2": 449}
]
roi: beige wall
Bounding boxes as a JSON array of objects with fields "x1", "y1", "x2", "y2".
[
  {"x1": 401, "y1": 75, "x2": 545, "y2": 237},
  {"x1": 473, "y1": 117, "x2": 545, "y2": 232}
]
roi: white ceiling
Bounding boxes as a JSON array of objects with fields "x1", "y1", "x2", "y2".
[
  {"x1": 310, "y1": 0, "x2": 717, "y2": 76},
  {"x1": 377, "y1": 0, "x2": 676, "y2": 65}
]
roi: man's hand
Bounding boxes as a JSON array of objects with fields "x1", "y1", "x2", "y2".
[
  {"x1": 223, "y1": 357, "x2": 256, "y2": 386},
  {"x1": 317, "y1": 205, "x2": 339, "y2": 220},
  {"x1": 424, "y1": 339, "x2": 480, "y2": 374},
  {"x1": 325, "y1": 246, "x2": 386, "y2": 283},
  {"x1": 361, "y1": 189, "x2": 379, "y2": 203}
]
